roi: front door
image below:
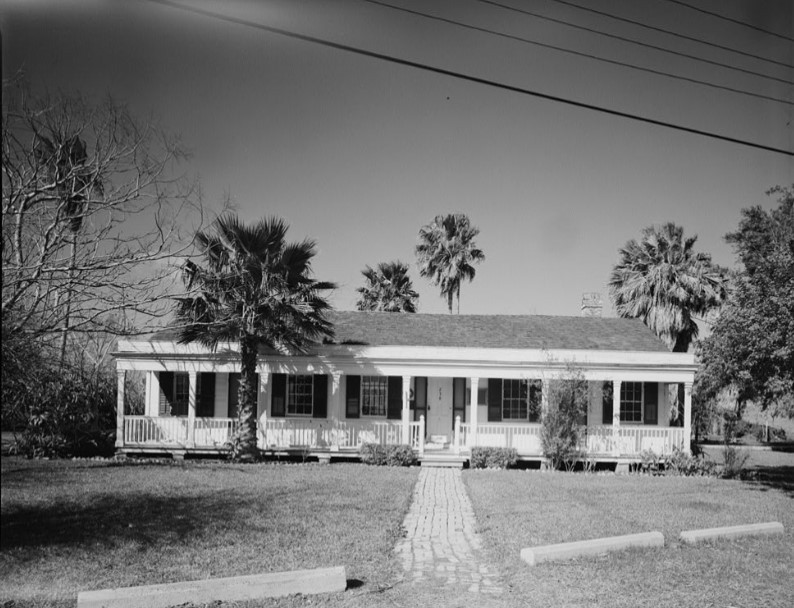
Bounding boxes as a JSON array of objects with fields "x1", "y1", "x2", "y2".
[{"x1": 426, "y1": 377, "x2": 453, "y2": 439}]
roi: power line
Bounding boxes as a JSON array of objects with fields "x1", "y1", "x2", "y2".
[
  {"x1": 474, "y1": 0, "x2": 793, "y2": 86},
  {"x1": 144, "y1": 0, "x2": 793, "y2": 157},
  {"x1": 660, "y1": 0, "x2": 794, "y2": 42},
  {"x1": 360, "y1": 0, "x2": 791, "y2": 105},
  {"x1": 548, "y1": 0, "x2": 794, "y2": 70}
]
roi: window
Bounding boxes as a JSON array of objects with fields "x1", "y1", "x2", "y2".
[
  {"x1": 287, "y1": 375, "x2": 314, "y2": 416},
  {"x1": 361, "y1": 376, "x2": 388, "y2": 417},
  {"x1": 620, "y1": 382, "x2": 643, "y2": 423},
  {"x1": 174, "y1": 373, "x2": 190, "y2": 415},
  {"x1": 502, "y1": 379, "x2": 529, "y2": 420}
]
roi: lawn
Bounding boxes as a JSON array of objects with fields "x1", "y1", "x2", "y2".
[
  {"x1": 465, "y1": 462, "x2": 794, "y2": 608},
  {"x1": 0, "y1": 457, "x2": 418, "y2": 608}
]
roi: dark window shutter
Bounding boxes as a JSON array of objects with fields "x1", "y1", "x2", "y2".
[
  {"x1": 643, "y1": 382, "x2": 658, "y2": 425},
  {"x1": 346, "y1": 375, "x2": 361, "y2": 419},
  {"x1": 487, "y1": 378, "x2": 502, "y2": 422},
  {"x1": 387, "y1": 376, "x2": 403, "y2": 420},
  {"x1": 197, "y1": 373, "x2": 215, "y2": 417},
  {"x1": 602, "y1": 381, "x2": 613, "y2": 424},
  {"x1": 159, "y1": 372, "x2": 174, "y2": 416},
  {"x1": 313, "y1": 375, "x2": 328, "y2": 418},
  {"x1": 271, "y1": 373, "x2": 286, "y2": 417},
  {"x1": 413, "y1": 377, "x2": 427, "y2": 421},
  {"x1": 529, "y1": 380, "x2": 542, "y2": 423},
  {"x1": 453, "y1": 377, "x2": 466, "y2": 423},
  {"x1": 227, "y1": 373, "x2": 240, "y2": 418}
]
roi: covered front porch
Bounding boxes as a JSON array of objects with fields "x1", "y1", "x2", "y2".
[
  {"x1": 117, "y1": 412, "x2": 685, "y2": 461},
  {"x1": 113, "y1": 336, "x2": 695, "y2": 463}
]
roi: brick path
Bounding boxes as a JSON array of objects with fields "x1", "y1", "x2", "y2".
[{"x1": 394, "y1": 467, "x2": 503, "y2": 595}]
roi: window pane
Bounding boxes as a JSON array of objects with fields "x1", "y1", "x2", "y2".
[
  {"x1": 620, "y1": 381, "x2": 642, "y2": 422},
  {"x1": 362, "y1": 376, "x2": 387, "y2": 417},
  {"x1": 503, "y1": 379, "x2": 529, "y2": 420},
  {"x1": 288, "y1": 375, "x2": 314, "y2": 416}
]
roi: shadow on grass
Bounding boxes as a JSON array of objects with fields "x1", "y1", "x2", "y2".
[
  {"x1": 1, "y1": 490, "x2": 274, "y2": 550},
  {"x1": 745, "y1": 465, "x2": 794, "y2": 498}
]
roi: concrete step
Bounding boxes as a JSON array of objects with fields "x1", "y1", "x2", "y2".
[{"x1": 420, "y1": 454, "x2": 466, "y2": 468}]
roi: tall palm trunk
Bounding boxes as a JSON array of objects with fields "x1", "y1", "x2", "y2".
[
  {"x1": 58, "y1": 237, "x2": 78, "y2": 369},
  {"x1": 235, "y1": 334, "x2": 260, "y2": 461}
]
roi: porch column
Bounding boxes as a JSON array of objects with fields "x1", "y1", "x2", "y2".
[
  {"x1": 683, "y1": 381, "x2": 693, "y2": 453},
  {"x1": 258, "y1": 371, "x2": 270, "y2": 448},
  {"x1": 330, "y1": 372, "x2": 343, "y2": 419},
  {"x1": 402, "y1": 375, "x2": 412, "y2": 445},
  {"x1": 115, "y1": 370, "x2": 125, "y2": 448},
  {"x1": 612, "y1": 379, "x2": 622, "y2": 456},
  {"x1": 470, "y1": 377, "x2": 479, "y2": 447},
  {"x1": 144, "y1": 371, "x2": 155, "y2": 416},
  {"x1": 187, "y1": 371, "x2": 197, "y2": 447}
]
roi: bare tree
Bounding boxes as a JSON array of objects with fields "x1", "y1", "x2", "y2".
[{"x1": 2, "y1": 79, "x2": 206, "y2": 348}]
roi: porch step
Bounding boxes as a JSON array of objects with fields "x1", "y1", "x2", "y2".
[{"x1": 420, "y1": 453, "x2": 466, "y2": 469}]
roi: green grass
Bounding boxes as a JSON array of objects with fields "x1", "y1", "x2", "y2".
[
  {"x1": 465, "y1": 463, "x2": 794, "y2": 608},
  {"x1": 0, "y1": 457, "x2": 418, "y2": 608}
]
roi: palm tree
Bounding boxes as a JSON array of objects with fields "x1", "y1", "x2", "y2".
[
  {"x1": 609, "y1": 222, "x2": 725, "y2": 352},
  {"x1": 175, "y1": 215, "x2": 336, "y2": 461},
  {"x1": 415, "y1": 213, "x2": 485, "y2": 314},
  {"x1": 356, "y1": 261, "x2": 419, "y2": 313}
]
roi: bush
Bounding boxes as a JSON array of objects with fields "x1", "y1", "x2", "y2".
[
  {"x1": 10, "y1": 365, "x2": 117, "y2": 458},
  {"x1": 665, "y1": 446, "x2": 717, "y2": 477},
  {"x1": 721, "y1": 445, "x2": 750, "y2": 479},
  {"x1": 541, "y1": 365, "x2": 589, "y2": 470},
  {"x1": 753, "y1": 424, "x2": 787, "y2": 443},
  {"x1": 470, "y1": 446, "x2": 518, "y2": 469},
  {"x1": 360, "y1": 443, "x2": 417, "y2": 466}
]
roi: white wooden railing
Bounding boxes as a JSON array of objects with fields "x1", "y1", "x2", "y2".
[
  {"x1": 260, "y1": 418, "x2": 405, "y2": 449},
  {"x1": 454, "y1": 422, "x2": 685, "y2": 456},
  {"x1": 408, "y1": 417, "x2": 425, "y2": 453},
  {"x1": 123, "y1": 416, "x2": 684, "y2": 457},
  {"x1": 124, "y1": 416, "x2": 238, "y2": 446}
]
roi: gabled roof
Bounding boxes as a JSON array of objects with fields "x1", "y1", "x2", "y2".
[
  {"x1": 148, "y1": 311, "x2": 671, "y2": 353},
  {"x1": 325, "y1": 311, "x2": 670, "y2": 352}
]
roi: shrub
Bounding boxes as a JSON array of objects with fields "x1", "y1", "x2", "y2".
[
  {"x1": 11, "y1": 365, "x2": 117, "y2": 458},
  {"x1": 470, "y1": 446, "x2": 518, "y2": 469},
  {"x1": 541, "y1": 364, "x2": 588, "y2": 470},
  {"x1": 639, "y1": 449, "x2": 662, "y2": 475},
  {"x1": 665, "y1": 446, "x2": 717, "y2": 477},
  {"x1": 360, "y1": 443, "x2": 416, "y2": 466},
  {"x1": 753, "y1": 424, "x2": 787, "y2": 443},
  {"x1": 721, "y1": 445, "x2": 750, "y2": 479}
]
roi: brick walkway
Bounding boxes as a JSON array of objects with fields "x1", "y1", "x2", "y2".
[{"x1": 394, "y1": 467, "x2": 503, "y2": 595}]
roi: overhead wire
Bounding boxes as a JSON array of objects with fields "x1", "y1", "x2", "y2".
[
  {"x1": 547, "y1": 0, "x2": 794, "y2": 69},
  {"x1": 660, "y1": 0, "x2": 794, "y2": 42},
  {"x1": 360, "y1": 0, "x2": 791, "y2": 105},
  {"x1": 474, "y1": 0, "x2": 793, "y2": 85},
  {"x1": 143, "y1": 0, "x2": 793, "y2": 157}
]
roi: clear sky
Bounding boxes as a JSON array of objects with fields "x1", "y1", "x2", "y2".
[{"x1": 2, "y1": 0, "x2": 792, "y2": 317}]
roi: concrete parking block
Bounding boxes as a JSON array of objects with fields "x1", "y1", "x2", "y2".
[
  {"x1": 679, "y1": 522, "x2": 784, "y2": 544},
  {"x1": 521, "y1": 531, "x2": 664, "y2": 566},
  {"x1": 77, "y1": 566, "x2": 346, "y2": 608}
]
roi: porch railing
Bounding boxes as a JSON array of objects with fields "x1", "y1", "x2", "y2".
[
  {"x1": 122, "y1": 416, "x2": 685, "y2": 457},
  {"x1": 455, "y1": 422, "x2": 685, "y2": 456},
  {"x1": 261, "y1": 418, "x2": 405, "y2": 450}
]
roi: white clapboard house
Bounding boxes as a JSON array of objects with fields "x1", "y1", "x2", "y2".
[{"x1": 114, "y1": 307, "x2": 695, "y2": 465}]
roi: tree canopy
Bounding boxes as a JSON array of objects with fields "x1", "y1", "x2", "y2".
[
  {"x1": 696, "y1": 186, "x2": 794, "y2": 417},
  {"x1": 2, "y1": 80, "x2": 202, "y2": 346},
  {"x1": 175, "y1": 215, "x2": 336, "y2": 460},
  {"x1": 356, "y1": 261, "x2": 419, "y2": 313},
  {"x1": 415, "y1": 213, "x2": 485, "y2": 314},
  {"x1": 609, "y1": 222, "x2": 726, "y2": 352}
]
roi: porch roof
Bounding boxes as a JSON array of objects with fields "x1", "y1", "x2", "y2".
[{"x1": 150, "y1": 311, "x2": 671, "y2": 353}]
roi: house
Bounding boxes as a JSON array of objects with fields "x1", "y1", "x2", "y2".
[{"x1": 113, "y1": 309, "x2": 695, "y2": 465}]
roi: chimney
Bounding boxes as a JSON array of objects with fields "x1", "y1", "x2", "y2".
[{"x1": 581, "y1": 292, "x2": 602, "y2": 317}]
